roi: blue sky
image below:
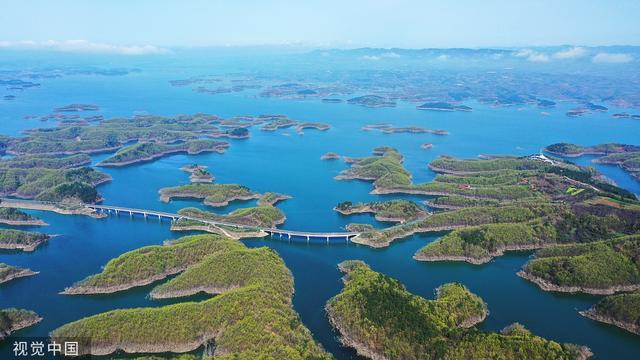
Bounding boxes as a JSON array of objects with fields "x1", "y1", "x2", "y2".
[{"x1": 1, "y1": 0, "x2": 639, "y2": 50}]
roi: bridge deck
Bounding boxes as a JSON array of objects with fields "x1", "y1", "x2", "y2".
[{"x1": 86, "y1": 204, "x2": 360, "y2": 238}]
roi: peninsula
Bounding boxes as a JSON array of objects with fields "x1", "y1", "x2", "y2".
[
  {"x1": 334, "y1": 199, "x2": 427, "y2": 223},
  {"x1": 580, "y1": 291, "x2": 640, "y2": 335},
  {"x1": 0, "y1": 229, "x2": 51, "y2": 252},
  {"x1": 0, "y1": 263, "x2": 38, "y2": 284},
  {"x1": 0, "y1": 308, "x2": 42, "y2": 340},
  {"x1": 326, "y1": 260, "x2": 591, "y2": 360},
  {"x1": 518, "y1": 235, "x2": 640, "y2": 295},
  {"x1": 0, "y1": 208, "x2": 47, "y2": 226},
  {"x1": 53, "y1": 234, "x2": 331, "y2": 358},
  {"x1": 96, "y1": 140, "x2": 229, "y2": 167}
]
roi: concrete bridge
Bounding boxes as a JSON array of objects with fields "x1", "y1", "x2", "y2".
[
  {"x1": 0, "y1": 199, "x2": 360, "y2": 243},
  {"x1": 87, "y1": 204, "x2": 360, "y2": 242}
]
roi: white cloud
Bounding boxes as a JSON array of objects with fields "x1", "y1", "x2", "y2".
[
  {"x1": 552, "y1": 47, "x2": 586, "y2": 59},
  {"x1": 0, "y1": 40, "x2": 167, "y2": 55},
  {"x1": 592, "y1": 52, "x2": 633, "y2": 63},
  {"x1": 513, "y1": 49, "x2": 549, "y2": 62}
]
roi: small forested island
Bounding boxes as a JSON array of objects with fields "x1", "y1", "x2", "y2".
[
  {"x1": 335, "y1": 199, "x2": 427, "y2": 223},
  {"x1": 175, "y1": 205, "x2": 285, "y2": 229},
  {"x1": 0, "y1": 207, "x2": 47, "y2": 226},
  {"x1": 326, "y1": 260, "x2": 591, "y2": 360},
  {"x1": 362, "y1": 123, "x2": 448, "y2": 135},
  {"x1": 181, "y1": 164, "x2": 214, "y2": 183},
  {"x1": 54, "y1": 103, "x2": 100, "y2": 112},
  {"x1": 347, "y1": 95, "x2": 396, "y2": 108},
  {"x1": 321, "y1": 98, "x2": 343, "y2": 103},
  {"x1": 260, "y1": 118, "x2": 330, "y2": 133},
  {"x1": 97, "y1": 140, "x2": 229, "y2": 167},
  {"x1": 0, "y1": 229, "x2": 51, "y2": 252},
  {"x1": 159, "y1": 183, "x2": 260, "y2": 206},
  {"x1": 518, "y1": 235, "x2": 640, "y2": 295},
  {"x1": 320, "y1": 152, "x2": 341, "y2": 160},
  {"x1": 545, "y1": 142, "x2": 640, "y2": 180},
  {"x1": 0, "y1": 263, "x2": 38, "y2": 284},
  {"x1": 580, "y1": 291, "x2": 640, "y2": 335},
  {"x1": 0, "y1": 308, "x2": 42, "y2": 340},
  {"x1": 566, "y1": 103, "x2": 608, "y2": 117},
  {"x1": 417, "y1": 101, "x2": 472, "y2": 112},
  {"x1": 612, "y1": 112, "x2": 640, "y2": 120},
  {"x1": 54, "y1": 234, "x2": 331, "y2": 358}
]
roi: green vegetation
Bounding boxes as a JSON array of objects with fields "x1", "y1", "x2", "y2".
[
  {"x1": 355, "y1": 203, "x2": 542, "y2": 247},
  {"x1": 177, "y1": 205, "x2": 285, "y2": 228},
  {"x1": 416, "y1": 222, "x2": 554, "y2": 264},
  {"x1": 64, "y1": 234, "x2": 240, "y2": 294},
  {"x1": 336, "y1": 147, "x2": 412, "y2": 192},
  {"x1": 335, "y1": 199, "x2": 427, "y2": 223},
  {"x1": 0, "y1": 263, "x2": 37, "y2": 284},
  {"x1": 0, "y1": 207, "x2": 45, "y2": 225},
  {"x1": 52, "y1": 235, "x2": 330, "y2": 358},
  {"x1": 97, "y1": 140, "x2": 228, "y2": 167},
  {"x1": 349, "y1": 151, "x2": 640, "y2": 251},
  {"x1": 545, "y1": 143, "x2": 640, "y2": 180},
  {"x1": 0, "y1": 229, "x2": 50, "y2": 252},
  {"x1": 0, "y1": 308, "x2": 42, "y2": 340},
  {"x1": 581, "y1": 291, "x2": 640, "y2": 335},
  {"x1": 429, "y1": 157, "x2": 549, "y2": 173},
  {"x1": 159, "y1": 183, "x2": 258, "y2": 206},
  {"x1": 545, "y1": 143, "x2": 640, "y2": 157},
  {"x1": 427, "y1": 195, "x2": 501, "y2": 209},
  {"x1": 6, "y1": 114, "x2": 223, "y2": 156},
  {"x1": 0, "y1": 154, "x2": 90, "y2": 169},
  {"x1": 327, "y1": 261, "x2": 589, "y2": 360},
  {"x1": 520, "y1": 235, "x2": 640, "y2": 294},
  {"x1": 0, "y1": 166, "x2": 110, "y2": 203},
  {"x1": 257, "y1": 192, "x2": 291, "y2": 206}
]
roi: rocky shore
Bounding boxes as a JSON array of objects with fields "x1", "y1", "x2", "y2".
[{"x1": 516, "y1": 271, "x2": 640, "y2": 295}]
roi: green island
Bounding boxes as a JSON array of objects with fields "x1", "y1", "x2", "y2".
[
  {"x1": 320, "y1": 152, "x2": 341, "y2": 160},
  {"x1": 52, "y1": 234, "x2": 331, "y2": 358},
  {"x1": 0, "y1": 207, "x2": 47, "y2": 226},
  {"x1": 0, "y1": 308, "x2": 42, "y2": 340},
  {"x1": 62, "y1": 234, "x2": 244, "y2": 295},
  {"x1": 0, "y1": 162, "x2": 110, "y2": 203},
  {"x1": 0, "y1": 263, "x2": 38, "y2": 284},
  {"x1": 518, "y1": 235, "x2": 640, "y2": 295},
  {"x1": 159, "y1": 183, "x2": 260, "y2": 206},
  {"x1": 175, "y1": 205, "x2": 285, "y2": 229},
  {"x1": 3, "y1": 114, "x2": 223, "y2": 156},
  {"x1": 326, "y1": 260, "x2": 591, "y2": 360},
  {"x1": 545, "y1": 143, "x2": 640, "y2": 180},
  {"x1": 257, "y1": 192, "x2": 291, "y2": 206},
  {"x1": 97, "y1": 140, "x2": 229, "y2": 167},
  {"x1": 0, "y1": 229, "x2": 51, "y2": 252},
  {"x1": 181, "y1": 164, "x2": 214, "y2": 183},
  {"x1": 334, "y1": 199, "x2": 427, "y2": 223},
  {"x1": 362, "y1": 124, "x2": 448, "y2": 135},
  {"x1": 580, "y1": 291, "x2": 640, "y2": 335}
]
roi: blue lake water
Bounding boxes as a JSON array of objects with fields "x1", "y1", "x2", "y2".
[{"x1": 1, "y1": 65, "x2": 640, "y2": 359}]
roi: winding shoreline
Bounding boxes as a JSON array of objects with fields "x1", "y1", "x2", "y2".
[
  {"x1": 516, "y1": 271, "x2": 640, "y2": 295},
  {"x1": 579, "y1": 309, "x2": 640, "y2": 335}
]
